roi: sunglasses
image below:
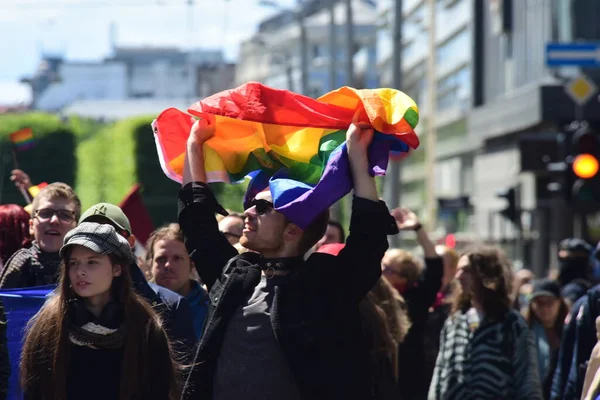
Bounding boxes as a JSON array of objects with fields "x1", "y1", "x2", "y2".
[
  {"x1": 35, "y1": 208, "x2": 75, "y2": 222},
  {"x1": 244, "y1": 199, "x2": 274, "y2": 215}
]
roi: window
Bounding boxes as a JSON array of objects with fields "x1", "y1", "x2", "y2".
[
  {"x1": 312, "y1": 44, "x2": 324, "y2": 59},
  {"x1": 436, "y1": 67, "x2": 471, "y2": 112},
  {"x1": 436, "y1": 29, "x2": 470, "y2": 65}
]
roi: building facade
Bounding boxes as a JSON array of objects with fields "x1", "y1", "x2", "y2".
[
  {"x1": 235, "y1": 0, "x2": 379, "y2": 97},
  {"x1": 470, "y1": 0, "x2": 600, "y2": 273},
  {"x1": 378, "y1": 0, "x2": 475, "y2": 243},
  {"x1": 27, "y1": 47, "x2": 235, "y2": 112}
]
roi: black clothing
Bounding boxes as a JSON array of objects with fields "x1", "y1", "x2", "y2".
[
  {"x1": 0, "y1": 242, "x2": 61, "y2": 289},
  {"x1": 179, "y1": 182, "x2": 396, "y2": 400},
  {"x1": 397, "y1": 257, "x2": 444, "y2": 400}
]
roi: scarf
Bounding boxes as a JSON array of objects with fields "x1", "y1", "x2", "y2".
[{"x1": 67, "y1": 299, "x2": 126, "y2": 350}]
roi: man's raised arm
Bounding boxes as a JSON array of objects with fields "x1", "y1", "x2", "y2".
[
  {"x1": 334, "y1": 123, "x2": 398, "y2": 301},
  {"x1": 179, "y1": 118, "x2": 238, "y2": 290}
]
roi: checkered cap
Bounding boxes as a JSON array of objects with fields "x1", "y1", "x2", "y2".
[{"x1": 60, "y1": 222, "x2": 133, "y2": 265}]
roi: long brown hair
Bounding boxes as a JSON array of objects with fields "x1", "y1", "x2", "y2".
[
  {"x1": 523, "y1": 297, "x2": 569, "y2": 342},
  {"x1": 360, "y1": 277, "x2": 412, "y2": 380},
  {"x1": 20, "y1": 248, "x2": 181, "y2": 400},
  {"x1": 452, "y1": 245, "x2": 512, "y2": 322}
]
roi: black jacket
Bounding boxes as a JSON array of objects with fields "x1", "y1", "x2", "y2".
[
  {"x1": 179, "y1": 182, "x2": 396, "y2": 400},
  {"x1": 397, "y1": 257, "x2": 444, "y2": 399},
  {"x1": 0, "y1": 242, "x2": 61, "y2": 289}
]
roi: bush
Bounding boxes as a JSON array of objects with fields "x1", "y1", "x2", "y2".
[{"x1": 0, "y1": 113, "x2": 79, "y2": 206}]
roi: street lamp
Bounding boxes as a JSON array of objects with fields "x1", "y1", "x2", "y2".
[{"x1": 258, "y1": 0, "x2": 309, "y2": 95}]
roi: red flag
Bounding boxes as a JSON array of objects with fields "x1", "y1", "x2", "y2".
[{"x1": 119, "y1": 184, "x2": 154, "y2": 246}]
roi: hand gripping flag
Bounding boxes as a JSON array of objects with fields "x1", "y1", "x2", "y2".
[{"x1": 152, "y1": 82, "x2": 419, "y2": 229}]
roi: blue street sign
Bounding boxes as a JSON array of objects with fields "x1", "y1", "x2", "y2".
[{"x1": 546, "y1": 43, "x2": 600, "y2": 67}]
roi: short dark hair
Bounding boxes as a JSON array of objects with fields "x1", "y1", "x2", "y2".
[
  {"x1": 327, "y1": 220, "x2": 345, "y2": 243},
  {"x1": 297, "y1": 210, "x2": 330, "y2": 254}
]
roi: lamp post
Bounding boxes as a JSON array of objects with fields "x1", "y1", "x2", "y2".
[
  {"x1": 258, "y1": 0, "x2": 309, "y2": 95},
  {"x1": 385, "y1": 0, "x2": 403, "y2": 248},
  {"x1": 344, "y1": 0, "x2": 354, "y2": 86},
  {"x1": 425, "y1": 0, "x2": 437, "y2": 232}
]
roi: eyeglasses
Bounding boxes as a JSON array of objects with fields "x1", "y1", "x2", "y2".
[
  {"x1": 35, "y1": 208, "x2": 75, "y2": 222},
  {"x1": 244, "y1": 199, "x2": 274, "y2": 215}
]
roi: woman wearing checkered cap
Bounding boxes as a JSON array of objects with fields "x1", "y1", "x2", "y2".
[{"x1": 20, "y1": 222, "x2": 181, "y2": 400}]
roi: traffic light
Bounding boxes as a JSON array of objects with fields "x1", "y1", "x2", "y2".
[
  {"x1": 569, "y1": 127, "x2": 600, "y2": 208},
  {"x1": 497, "y1": 187, "x2": 519, "y2": 226}
]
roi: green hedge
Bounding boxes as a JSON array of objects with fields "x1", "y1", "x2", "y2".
[
  {"x1": 76, "y1": 116, "x2": 248, "y2": 228},
  {"x1": 0, "y1": 113, "x2": 83, "y2": 206}
]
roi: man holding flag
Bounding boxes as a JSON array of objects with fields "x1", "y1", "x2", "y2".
[{"x1": 180, "y1": 117, "x2": 399, "y2": 399}]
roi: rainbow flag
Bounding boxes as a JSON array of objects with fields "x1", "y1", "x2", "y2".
[
  {"x1": 9, "y1": 128, "x2": 35, "y2": 151},
  {"x1": 152, "y1": 82, "x2": 419, "y2": 229},
  {"x1": 27, "y1": 182, "x2": 49, "y2": 198}
]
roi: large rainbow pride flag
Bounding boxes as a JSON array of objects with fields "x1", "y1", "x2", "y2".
[{"x1": 152, "y1": 82, "x2": 419, "y2": 228}]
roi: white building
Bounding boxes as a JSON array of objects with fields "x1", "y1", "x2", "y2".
[
  {"x1": 36, "y1": 62, "x2": 127, "y2": 111},
  {"x1": 31, "y1": 47, "x2": 234, "y2": 113}
]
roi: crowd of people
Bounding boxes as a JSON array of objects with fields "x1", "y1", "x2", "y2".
[{"x1": 0, "y1": 120, "x2": 600, "y2": 399}]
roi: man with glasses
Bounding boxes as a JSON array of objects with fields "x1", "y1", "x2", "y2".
[{"x1": 0, "y1": 183, "x2": 80, "y2": 288}]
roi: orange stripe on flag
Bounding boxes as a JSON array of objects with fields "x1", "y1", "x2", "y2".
[{"x1": 9, "y1": 128, "x2": 33, "y2": 144}]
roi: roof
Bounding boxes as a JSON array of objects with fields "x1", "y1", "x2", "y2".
[{"x1": 62, "y1": 98, "x2": 194, "y2": 120}]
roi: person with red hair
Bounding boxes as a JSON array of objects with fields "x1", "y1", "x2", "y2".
[{"x1": 0, "y1": 204, "x2": 31, "y2": 266}]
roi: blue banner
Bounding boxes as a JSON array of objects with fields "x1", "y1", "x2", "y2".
[{"x1": 0, "y1": 286, "x2": 54, "y2": 399}]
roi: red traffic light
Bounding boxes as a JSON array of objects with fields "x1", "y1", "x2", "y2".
[{"x1": 573, "y1": 154, "x2": 599, "y2": 179}]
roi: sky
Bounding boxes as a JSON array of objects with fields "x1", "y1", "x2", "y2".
[{"x1": 0, "y1": 0, "x2": 296, "y2": 104}]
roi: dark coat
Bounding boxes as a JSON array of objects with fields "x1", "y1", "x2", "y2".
[
  {"x1": 130, "y1": 264, "x2": 196, "y2": 358},
  {"x1": 179, "y1": 182, "x2": 397, "y2": 400}
]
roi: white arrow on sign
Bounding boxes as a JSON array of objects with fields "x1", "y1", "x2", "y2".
[{"x1": 547, "y1": 48, "x2": 600, "y2": 63}]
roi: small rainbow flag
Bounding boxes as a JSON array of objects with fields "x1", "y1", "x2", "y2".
[
  {"x1": 28, "y1": 182, "x2": 49, "y2": 199},
  {"x1": 9, "y1": 128, "x2": 35, "y2": 152}
]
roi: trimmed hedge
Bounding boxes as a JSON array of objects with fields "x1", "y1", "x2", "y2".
[
  {"x1": 76, "y1": 115, "x2": 248, "y2": 228},
  {"x1": 0, "y1": 113, "x2": 83, "y2": 206}
]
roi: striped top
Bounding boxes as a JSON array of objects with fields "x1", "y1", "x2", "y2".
[{"x1": 428, "y1": 309, "x2": 543, "y2": 400}]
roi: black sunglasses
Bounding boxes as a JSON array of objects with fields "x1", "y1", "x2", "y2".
[{"x1": 244, "y1": 199, "x2": 274, "y2": 215}]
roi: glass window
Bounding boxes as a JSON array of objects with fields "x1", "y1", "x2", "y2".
[
  {"x1": 435, "y1": 29, "x2": 470, "y2": 65},
  {"x1": 436, "y1": 66, "x2": 471, "y2": 112}
]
